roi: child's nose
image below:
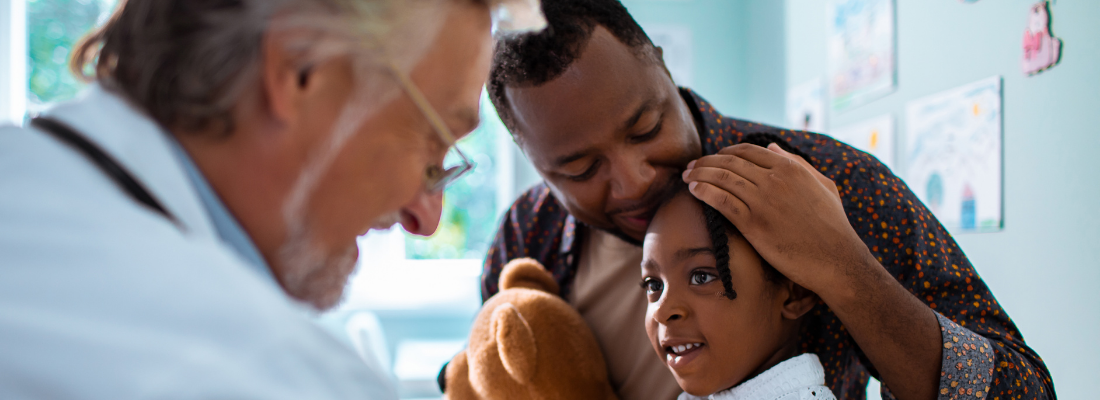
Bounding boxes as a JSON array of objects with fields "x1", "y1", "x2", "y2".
[{"x1": 654, "y1": 296, "x2": 688, "y2": 323}]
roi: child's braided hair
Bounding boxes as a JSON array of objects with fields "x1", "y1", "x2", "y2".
[{"x1": 702, "y1": 133, "x2": 811, "y2": 300}]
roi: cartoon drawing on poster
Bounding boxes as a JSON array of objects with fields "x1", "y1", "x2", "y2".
[
  {"x1": 786, "y1": 79, "x2": 826, "y2": 132},
  {"x1": 827, "y1": 0, "x2": 896, "y2": 111},
  {"x1": 646, "y1": 25, "x2": 693, "y2": 87},
  {"x1": 830, "y1": 114, "x2": 895, "y2": 170},
  {"x1": 905, "y1": 76, "x2": 1003, "y2": 232},
  {"x1": 1022, "y1": 1, "x2": 1062, "y2": 76}
]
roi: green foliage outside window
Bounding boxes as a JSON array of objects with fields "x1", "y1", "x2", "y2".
[
  {"x1": 27, "y1": 0, "x2": 116, "y2": 108},
  {"x1": 405, "y1": 94, "x2": 508, "y2": 260}
]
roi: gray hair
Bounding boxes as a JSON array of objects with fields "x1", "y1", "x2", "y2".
[{"x1": 71, "y1": 0, "x2": 490, "y2": 134}]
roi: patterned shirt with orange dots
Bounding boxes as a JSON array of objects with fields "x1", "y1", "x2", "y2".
[{"x1": 482, "y1": 89, "x2": 1054, "y2": 400}]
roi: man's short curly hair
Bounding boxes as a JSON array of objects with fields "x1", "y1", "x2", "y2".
[{"x1": 488, "y1": 0, "x2": 659, "y2": 136}]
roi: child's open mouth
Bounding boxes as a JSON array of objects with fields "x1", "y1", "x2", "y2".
[{"x1": 664, "y1": 342, "x2": 706, "y2": 368}]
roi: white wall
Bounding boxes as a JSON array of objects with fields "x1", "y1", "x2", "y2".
[
  {"x1": 786, "y1": 0, "x2": 1100, "y2": 397},
  {"x1": 0, "y1": 0, "x2": 26, "y2": 125}
]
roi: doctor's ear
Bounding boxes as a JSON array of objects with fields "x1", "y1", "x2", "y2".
[
  {"x1": 779, "y1": 281, "x2": 818, "y2": 321},
  {"x1": 260, "y1": 29, "x2": 312, "y2": 124},
  {"x1": 298, "y1": 66, "x2": 313, "y2": 88}
]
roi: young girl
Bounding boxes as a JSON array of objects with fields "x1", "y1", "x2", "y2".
[{"x1": 640, "y1": 189, "x2": 836, "y2": 400}]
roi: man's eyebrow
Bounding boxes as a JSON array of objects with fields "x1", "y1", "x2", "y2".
[
  {"x1": 552, "y1": 98, "x2": 660, "y2": 167},
  {"x1": 553, "y1": 150, "x2": 593, "y2": 167},
  {"x1": 674, "y1": 247, "x2": 714, "y2": 261},
  {"x1": 620, "y1": 97, "x2": 660, "y2": 132}
]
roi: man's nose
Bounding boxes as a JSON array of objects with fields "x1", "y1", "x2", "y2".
[
  {"x1": 398, "y1": 190, "x2": 444, "y2": 236},
  {"x1": 610, "y1": 154, "x2": 656, "y2": 200}
]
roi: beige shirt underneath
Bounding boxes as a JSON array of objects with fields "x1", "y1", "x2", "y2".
[{"x1": 569, "y1": 227, "x2": 682, "y2": 400}]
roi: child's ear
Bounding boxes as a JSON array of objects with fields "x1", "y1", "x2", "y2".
[{"x1": 779, "y1": 281, "x2": 818, "y2": 320}]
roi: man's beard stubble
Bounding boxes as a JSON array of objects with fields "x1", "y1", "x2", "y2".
[{"x1": 596, "y1": 171, "x2": 685, "y2": 247}]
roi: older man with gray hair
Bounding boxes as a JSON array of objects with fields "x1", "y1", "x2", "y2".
[{"x1": 0, "y1": 0, "x2": 543, "y2": 397}]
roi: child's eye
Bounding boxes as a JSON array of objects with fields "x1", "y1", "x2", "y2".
[
  {"x1": 640, "y1": 277, "x2": 664, "y2": 294},
  {"x1": 690, "y1": 271, "x2": 717, "y2": 285}
]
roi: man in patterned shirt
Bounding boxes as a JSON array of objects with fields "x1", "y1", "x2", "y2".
[{"x1": 476, "y1": 1, "x2": 1053, "y2": 399}]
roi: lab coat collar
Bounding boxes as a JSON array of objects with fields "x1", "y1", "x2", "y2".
[{"x1": 39, "y1": 84, "x2": 218, "y2": 242}]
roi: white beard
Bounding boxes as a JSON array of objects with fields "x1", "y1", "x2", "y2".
[{"x1": 276, "y1": 220, "x2": 359, "y2": 311}]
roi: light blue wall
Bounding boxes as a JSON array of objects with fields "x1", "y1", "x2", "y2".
[
  {"x1": 786, "y1": 0, "x2": 1100, "y2": 397},
  {"x1": 621, "y1": 0, "x2": 787, "y2": 126}
]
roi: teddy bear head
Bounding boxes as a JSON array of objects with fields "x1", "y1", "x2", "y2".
[{"x1": 444, "y1": 258, "x2": 619, "y2": 400}]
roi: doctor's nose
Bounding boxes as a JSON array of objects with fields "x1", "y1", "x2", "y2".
[{"x1": 398, "y1": 190, "x2": 444, "y2": 236}]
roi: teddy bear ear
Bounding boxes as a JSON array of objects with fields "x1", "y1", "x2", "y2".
[
  {"x1": 499, "y1": 258, "x2": 560, "y2": 294},
  {"x1": 491, "y1": 303, "x2": 537, "y2": 384}
]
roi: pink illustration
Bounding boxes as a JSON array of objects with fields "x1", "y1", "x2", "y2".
[{"x1": 1022, "y1": 1, "x2": 1062, "y2": 76}]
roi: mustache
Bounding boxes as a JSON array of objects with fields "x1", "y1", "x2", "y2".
[
  {"x1": 370, "y1": 211, "x2": 402, "y2": 230},
  {"x1": 605, "y1": 172, "x2": 686, "y2": 217}
]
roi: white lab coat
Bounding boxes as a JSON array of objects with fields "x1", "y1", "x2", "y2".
[{"x1": 0, "y1": 86, "x2": 397, "y2": 399}]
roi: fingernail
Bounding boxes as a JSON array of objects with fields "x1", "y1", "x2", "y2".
[
  {"x1": 687, "y1": 160, "x2": 696, "y2": 170},
  {"x1": 688, "y1": 181, "x2": 698, "y2": 192},
  {"x1": 682, "y1": 169, "x2": 691, "y2": 181}
]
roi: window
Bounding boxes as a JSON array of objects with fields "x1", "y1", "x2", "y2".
[{"x1": 25, "y1": 0, "x2": 114, "y2": 112}]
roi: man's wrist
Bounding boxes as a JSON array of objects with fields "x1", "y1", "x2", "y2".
[{"x1": 810, "y1": 246, "x2": 888, "y2": 309}]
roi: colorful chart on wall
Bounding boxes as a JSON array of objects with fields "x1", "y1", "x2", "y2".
[
  {"x1": 905, "y1": 76, "x2": 1003, "y2": 232},
  {"x1": 830, "y1": 114, "x2": 895, "y2": 170},
  {"x1": 827, "y1": 0, "x2": 897, "y2": 111},
  {"x1": 1022, "y1": 1, "x2": 1062, "y2": 76},
  {"x1": 786, "y1": 78, "x2": 826, "y2": 133}
]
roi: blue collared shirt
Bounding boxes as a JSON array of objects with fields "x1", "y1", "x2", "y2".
[{"x1": 165, "y1": 137, "x2": 277, "y2": 286}]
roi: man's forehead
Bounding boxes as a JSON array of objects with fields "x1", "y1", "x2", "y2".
[{"x1": 506, "y1": 27, "x2": 664, "y2": 159}]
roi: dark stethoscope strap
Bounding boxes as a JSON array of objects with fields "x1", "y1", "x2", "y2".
[{"x1": 30, "y1": 116, "x2": 179, "y2": 225}]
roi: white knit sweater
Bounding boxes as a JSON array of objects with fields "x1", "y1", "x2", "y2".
[{"x1": 677, "y1": 354, "x2": 836, "y2": 400}]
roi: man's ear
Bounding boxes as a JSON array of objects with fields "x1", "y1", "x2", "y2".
[
  {"x1": 652, "y1": 45, "x2": 675, "y2": 83},
  {"x1": 260, "y1": 29, "x2": 307, "y2": 125},
  {"x1": 779, "y1": 281, "x2": 818, "y2": 320}
]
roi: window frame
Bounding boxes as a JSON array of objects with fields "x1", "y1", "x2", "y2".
[{"x1": 0, "y1": 0, "x2": 27, "y2": 125}]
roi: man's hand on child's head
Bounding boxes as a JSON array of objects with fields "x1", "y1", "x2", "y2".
[
  {"x1": 681, "y1": 143, "x2": 874, "y2": 296},
  {"x1": 765, "y1": 143, "x2": 841, "y2": 202}
]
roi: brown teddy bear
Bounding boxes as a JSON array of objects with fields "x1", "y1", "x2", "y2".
[{"x1": 443, "y1": 258, "x2": 619, "y2": 400}]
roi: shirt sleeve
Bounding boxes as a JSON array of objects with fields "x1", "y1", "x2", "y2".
[
  {"x1": 803, "y1": 135, "x2": 1054, "y2": 400},
  {"x1": 482, "y1": 198, "x2": 523, "y2": 302},
  {"x1": 934, "y1": 311, "x2": 996, "y2": 399}
]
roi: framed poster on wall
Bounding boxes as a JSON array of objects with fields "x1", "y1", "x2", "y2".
[
  {"x1": 904, "y1": 76, "x2": 1003, "y2": 233},
  {"x1": 827, "y1": 0, "x2": 897, "y2": 111}
]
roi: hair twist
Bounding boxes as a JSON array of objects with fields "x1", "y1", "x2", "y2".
[{"x1": 701, "y1": 203, "x2": 736, "y2": 300}]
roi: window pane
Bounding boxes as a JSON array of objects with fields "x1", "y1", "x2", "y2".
[
  {"x1": 405, "y1": 93, "x2": 508, "y2": 260},
  {"x1": 27, "y1": 0, "x2": 116, "y2": 111}
]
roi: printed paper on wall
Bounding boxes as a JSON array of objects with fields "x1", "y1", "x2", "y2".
[
  {"x1": 905, "y1": 76, "x2": 1003, "y2": 232},
  {"x1": 827, "y1": 0, "x2": 897, "y2": 111},
  {"x1": 786, "y1": 78, "x2": 826, "y2": 133},
  {"x1": 830, "y1": 114, "x2": 895, "y2": 170}
]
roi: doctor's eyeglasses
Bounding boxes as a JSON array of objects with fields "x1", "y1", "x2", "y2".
[{"x1": 387, "y1": 61, "x2": 475, "y2": 193}]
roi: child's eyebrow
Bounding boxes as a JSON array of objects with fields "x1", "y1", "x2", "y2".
[{"x1": 675, "y1": 247, "x2": 714, "y2": 261}]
